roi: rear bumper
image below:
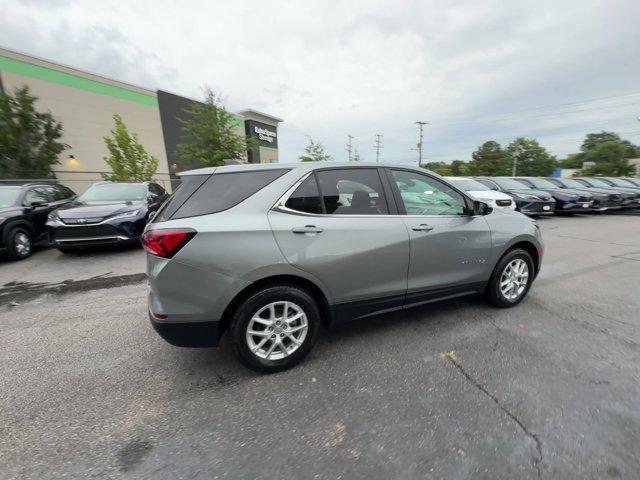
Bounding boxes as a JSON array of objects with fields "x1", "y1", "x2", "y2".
[{"x1": 149, "y1": 312, "x2": 220, "y2": 347}]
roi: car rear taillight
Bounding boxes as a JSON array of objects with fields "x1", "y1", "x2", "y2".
[{"x1": 141, "y1": 228, "x2": 196, "y2": 258}]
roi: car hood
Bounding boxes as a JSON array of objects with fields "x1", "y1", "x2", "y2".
[
  {"x1": 55, "y1": 201, "x2": 144, "y2": 219},
  {"x1": 544, "y1": 188, "x2": 591, "y2": 197},
  {"x1": 466, "y1": 190, "x2": 513, "y2": 201},
  {"x1": 0, "y1": 206, "x2": 22, "y2": 216},
  {"x1": 507, "y1": 189, "x2": 553, "y2": 201}
]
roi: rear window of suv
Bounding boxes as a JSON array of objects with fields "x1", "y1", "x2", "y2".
[{"x1": 158, "y1": 169, "x2": 289, "y2": 221}]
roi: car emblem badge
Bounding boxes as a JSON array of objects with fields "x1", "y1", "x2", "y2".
[{"x1": 77, "y1": 218, "x2": 87, "y2": 224}]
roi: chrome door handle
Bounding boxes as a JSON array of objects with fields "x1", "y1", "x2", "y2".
[
  {"x1": 412, "y1": 224, "x2": 434, "y2": 232},
  {"x1": 292, "y1": 225, "x2": 324, "y2": 234}
]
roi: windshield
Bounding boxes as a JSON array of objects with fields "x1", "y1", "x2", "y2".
[
  {"x1": 79, "y1": 184, "x2": 146, "y2": 203},
  {"x1": 557, "y1": 178, "x2": 584, "y2": 188},
  {"x1": 447, "y1": 178, "x2": 491, "y2": 191},
  {"x1": 493, "y1": 178, "x2": 531, "y2": 190},
  {"x1": 583, "y1": 178, "x2": 609, "y2": 188},
  {"x1": 606, "y1": 178, "x2": 635, "y2": 187},
  {"x1": 0, "y1": 188, "x2": 21, "y2": 208},
  {"x1": 526, "y1": 178, "x2": 557, "y2": 189}
]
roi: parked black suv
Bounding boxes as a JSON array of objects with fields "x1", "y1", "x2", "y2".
[
  {"x1": 474, "y1": 177, "x2": 556, "y2": 215},
  {"x1": 512, "y1": 177, "x2": 594, "y2": 213},
  {"x1": 47, "y1": 181, "x2": 168, "y2": 252},
  {"x1": 0, "y1": 182, "x2": 77, "y2": 260}
]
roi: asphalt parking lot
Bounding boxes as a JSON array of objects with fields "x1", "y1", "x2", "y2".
[{"x1": 1, "y1": 214, "x2": 640, "y2": 479}]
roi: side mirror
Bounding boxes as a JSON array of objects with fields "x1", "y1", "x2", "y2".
[
  {"x1": 474, "y1": 200, "x2": 492, "y2": 216},
  {"x1": 30, "y1": 200, "x2": 48, "y2": 207}
]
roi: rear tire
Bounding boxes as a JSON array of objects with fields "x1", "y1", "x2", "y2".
[
  {"x1": 231, "y1": 285, "x2": 320, "y2": 373},
  {"x1": 7, "y1": 228, "x2": 32, "y2": 260},
  {"x1": 486, "y1": 248, "x2": 534, "y2": 308}
]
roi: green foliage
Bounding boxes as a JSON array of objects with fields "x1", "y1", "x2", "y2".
[
  {"x1": 422, "y1": 161, "x2": 453, "y2": 176},
  {"x1": 580, "y1": 141, "x2": 636, "y2": 176},
  {"x1": 450, "y1": 160, "x2": 468, "y2": 176},
  {"x1": 176, "y1": 88, "x2": 255, "y2": 168},
  {"x1": 581, "y1": 131, "x2": 621, "y2": 152},
  {"x1": 559, "y1": 153, "x2": 585, "y2": 168},
  {"x1": 505, "y1": 137, "x2": 557, "y2": 176},
  {"x1": 101, "y1": 114, "x2": 158, "y2": 182},
  {"x1": 352, "y1": 148, "x2": 363, "y2": 162},
  {"x1": 299, "y1": 137, "x2": 332, "y2": 162},
  {"x1": 466, "y1": 141, "x2": 510, "y2": 176},
  {"x1": 0, "y1": 86, "x2": 67, "y2": 178}
]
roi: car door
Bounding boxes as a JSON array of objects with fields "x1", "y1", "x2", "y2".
[
  {"x1": 386, "y1": 168, "x2": 493, "y2": 306},
  {"x1": 269, "y1": 167, "x2": 410, "y2": 320}
]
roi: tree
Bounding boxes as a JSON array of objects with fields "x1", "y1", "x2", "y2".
[
  {"x1": 505, "y1": 138, "x2": 557, "y2": 176},
  {"x1": 0, "y1": 86, "x2": 67, "y2": 178},
  {"x1": 450, "y1": 160, "x2": 468, "y2": 176},
  {"x1": 580, "y1": 141, "x2": 636, "y2": 176},
  {"x1": 101, "y1": 114, "x2": 158, "y2": 182},
  {"x1": 299, "y1": 137, "x2": 332, "y2": 162},
  {"x1": 422, "y1": 161, "x2": 453, "y2": 176},
  {"x1": 466, "y1": 141, "x2": 510, "y2": 176},
  {"x1": 176, "y1": 88, "x2": 256, "y2": 168},
  {"x1": 581, "y1": 131, "x2": 621, "y2": 152}
]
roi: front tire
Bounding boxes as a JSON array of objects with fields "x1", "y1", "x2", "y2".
[
  {"x1": 7, "y1": 228, "x2": 32, "y2": 260},
  {"x1": 486, "y1": 248, "x2": 534, "y2": 308},
  {"x1": 231, "y1": 285, "x2": 320, "y2": 373}
]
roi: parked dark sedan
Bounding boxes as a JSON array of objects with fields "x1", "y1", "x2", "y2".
[
  {"x1": 47, "y1": 181, "x2": 168, "y2": 252},
  {"x1": 546, "y1": 177, "x2": 622, "y2": 212},
  {"x1": 513, "y1": 177, "x2": 594, "y2": 213},
  {"x1": 0, "y1": 182, "x2": 77, "y2": 260},
  {"x1": 474, "y1": 177, "x2": 556, "y2": 215},
  {"x1": 574, "y1": 178, "x2": 640, "y2": 209}
]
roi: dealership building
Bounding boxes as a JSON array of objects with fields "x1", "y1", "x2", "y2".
[{"x1": 0, "y1": 47, "x2": 282, "y2": 192}]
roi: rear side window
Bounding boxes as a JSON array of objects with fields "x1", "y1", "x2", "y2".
[
  {"x1": 316, "y1": 168, "x2": 389, "y2": 215},
  {"x1": 285, "y1": 175, "x2": 323, "y2": 214},
  {"x1": 172, "y1": 169, "x2": 289, "y2": 219},
  {"x1": 153, "y1": 175, "x2": 209, "y2": 222}
]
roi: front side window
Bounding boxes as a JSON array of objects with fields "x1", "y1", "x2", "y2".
[
  {"x1": 315, "y1": 168, "x2": 389, "y2": 215},
  {"x1": 390, "y1": 170, "x2": 467, "y2": 215},
  {"x1": 24, "y1": 188, "x2": 49, "y2": 205}
]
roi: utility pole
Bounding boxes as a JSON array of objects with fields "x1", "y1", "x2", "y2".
[
  {"x1": 511, "y1": 143, "x2": 524, "y2": 176},
  {"x1": 374, "y1": 134, "x2": 383, "y2": 162},
  {"x1": 346, "y1": 135, "x2": 354, "y2": 161},
  {"x1": 415, "y1": 121, "x2": 428, "y2": 166}
]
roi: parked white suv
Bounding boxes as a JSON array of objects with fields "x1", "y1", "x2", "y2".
[{"x1": 446, "y1": 177, "x2": 516, "y2": 210}]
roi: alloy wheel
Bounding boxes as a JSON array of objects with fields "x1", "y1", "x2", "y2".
[
  {"x1": 246, "y1": 301, "x2": 309, "y2": 361},
  {"x1": 14, "y1": 232, "x2": 31, "y2": 257},
  {"x1": 499, "y1": 258, "x2": 529, "y2": 301}
]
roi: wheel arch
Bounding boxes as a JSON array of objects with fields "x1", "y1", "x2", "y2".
[
  {"x1": 2, "y1": 219, "x2": 35, "y2": 244},
  {"x1": 219, "y1": 274, "x2": 332, "y2": 336},
  {"x1": 504, "y1": 240, "x2": 541, "y2": 277}
]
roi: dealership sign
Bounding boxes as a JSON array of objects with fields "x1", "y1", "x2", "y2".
[{"x1": 254, "y1": 126, "x2": 277, "y2": 143}]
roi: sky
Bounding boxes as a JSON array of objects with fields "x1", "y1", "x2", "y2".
[{"x1": 2, "y1": 0, "x2": 640, "y2": 164}]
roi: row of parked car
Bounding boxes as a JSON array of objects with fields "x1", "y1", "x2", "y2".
[
  {"x1": 445, "y1": 176, "x2": 640, "y2": 216},
  {"x1": 0, "y1": 181, "x2": 169, "y2": 260}
]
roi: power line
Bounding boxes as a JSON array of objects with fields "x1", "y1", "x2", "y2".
[{"x1": 374, "y1": 134, "x2": 383, "y2": 162}]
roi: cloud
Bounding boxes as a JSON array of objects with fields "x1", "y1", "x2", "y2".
[{"x1": 1, "y1": 0, "x2": 639, "y2": 163}]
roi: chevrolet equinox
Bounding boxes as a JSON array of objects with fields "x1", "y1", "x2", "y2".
[{"x1": 143, "y1": 163, "x2": 543, "y2": 372}]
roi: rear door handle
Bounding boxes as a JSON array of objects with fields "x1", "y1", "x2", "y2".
[
  {"x1": 411, "y1": 224, "x2": 434, "y2": 232},
  {"x1": 292, "y1": 225, "x2": 324, "y2": 234}
]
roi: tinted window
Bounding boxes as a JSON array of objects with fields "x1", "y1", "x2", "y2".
[
  {"x1": 285, "y1": 175, "x2": 323, "y2": 214},
  {"x1": 493, "y1": 178, "x2": 532, "y2": 190},
  {"x1": 172, "y1": 169, "x2": 289, "y2": 219},
  {"x1": 315, "y1": 169, "x2": 389, "y2": 215},
  {"x1": 391, "y1": 170, "x2": 467, "y2": 215},
  {"x1": 149, "y1": 183, "x2": 166, "y2": 196},
  {"x1": 153, "y1": 175, "x2": 208, "y2": 223},
  {"x1": 58, "y1": 185, "x2": 76, "y2": 199}
]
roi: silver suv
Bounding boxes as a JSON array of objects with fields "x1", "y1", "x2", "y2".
[{"x1": 143, "y1": 163, "x2": 543, "y2": 372}]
